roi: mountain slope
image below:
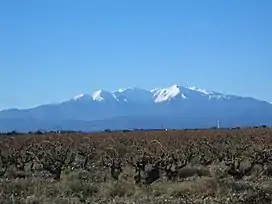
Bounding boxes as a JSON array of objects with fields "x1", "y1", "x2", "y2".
[{"x1": 0, "y1": 84, "x2": 271, "y2": 132}]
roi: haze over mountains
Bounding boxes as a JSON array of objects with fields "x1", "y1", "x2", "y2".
[{"x1": 0, "y1": 84, "x2": 271, "y2": 132}]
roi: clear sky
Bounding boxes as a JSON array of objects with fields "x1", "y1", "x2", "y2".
[{"x1": 0, "y1": 0, "x2": 271, "y2": 110}]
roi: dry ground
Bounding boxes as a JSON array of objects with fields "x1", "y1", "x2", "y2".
[{"x1": 1, "y1": 127, "x2": 272, "y2": 203}]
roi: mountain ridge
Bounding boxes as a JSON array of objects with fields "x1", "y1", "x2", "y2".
[
  {"x1": 63, "y1": 84, "x2": 269, "y2": 105},
  {"x1": 0, "y1": 84, "x2": 271, "y2": 132}
]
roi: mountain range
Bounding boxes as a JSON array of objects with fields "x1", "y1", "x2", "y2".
[{"x1": 0, "y1": 84, "x2": 271, "y2": 132}]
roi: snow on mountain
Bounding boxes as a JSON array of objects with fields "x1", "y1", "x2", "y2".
[
  {"x1": 70, "y1": 84, "x2": 246, "y2": 104},
  {"x1": 151, "y1": 84, "x2": 187, "y2": 103},
  {"x1": 92, "y1": 90, "x2": 108, "y2": 101},
  {"x1": 66, "y1": 84, "x2": 272, "y2": 108},
  {"x1": 186, "y1": 86, "x2": 214, "y2": 95},
  {"x1": 114, "y1": 87, "x2": 153, "y2": 103},
  {"x1": 73, "y1": 94, "x2": 85, "y2": 100},
  {"x1": 182, "y1": 86, "x2": 233, "y2": 100},
  {"x1": 73, "y1": 94, "x2": 93, "y2": 101},
  {"x1": 93, "y1": 90, "x2": 133, "y2": 103}
]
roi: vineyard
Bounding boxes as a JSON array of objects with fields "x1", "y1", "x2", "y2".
[{"x1": 1, "y1": 128, "x2": 272, "y2": 203}]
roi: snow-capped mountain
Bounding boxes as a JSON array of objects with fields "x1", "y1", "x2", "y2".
[
  {"x1": 152, "y1": 85, "x2": 188, "y2": 103},
  {"x1": 0, "y1": 84, "x2": 271, "y2": 132},
  {"x1": 68, "y1": 84, "x2": 236, "y2": 104}
]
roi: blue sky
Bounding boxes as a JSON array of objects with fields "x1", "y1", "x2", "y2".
[{"x1": 0, "y1": 0, "x2": 271, "y2": 109}]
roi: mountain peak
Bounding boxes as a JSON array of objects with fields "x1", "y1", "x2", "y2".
[
  {"x1": 73, "y1": 94, "x2": 92, "y2": 101},
  {"x1": 114, "y1": 87, "x2": 152, "y2": 103},
  {"x1": 92, "y1": 90, "x2": 120, "y2": 102},
  {"x1": 92, "y1": 90, "x2": 106, "y2": 101},
  {"x1": 170, "y1": 84, "x2": 180, "y2": 89},
  {"x1": 152, "y1": 84, "x2": 187, "y2": 103}
]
